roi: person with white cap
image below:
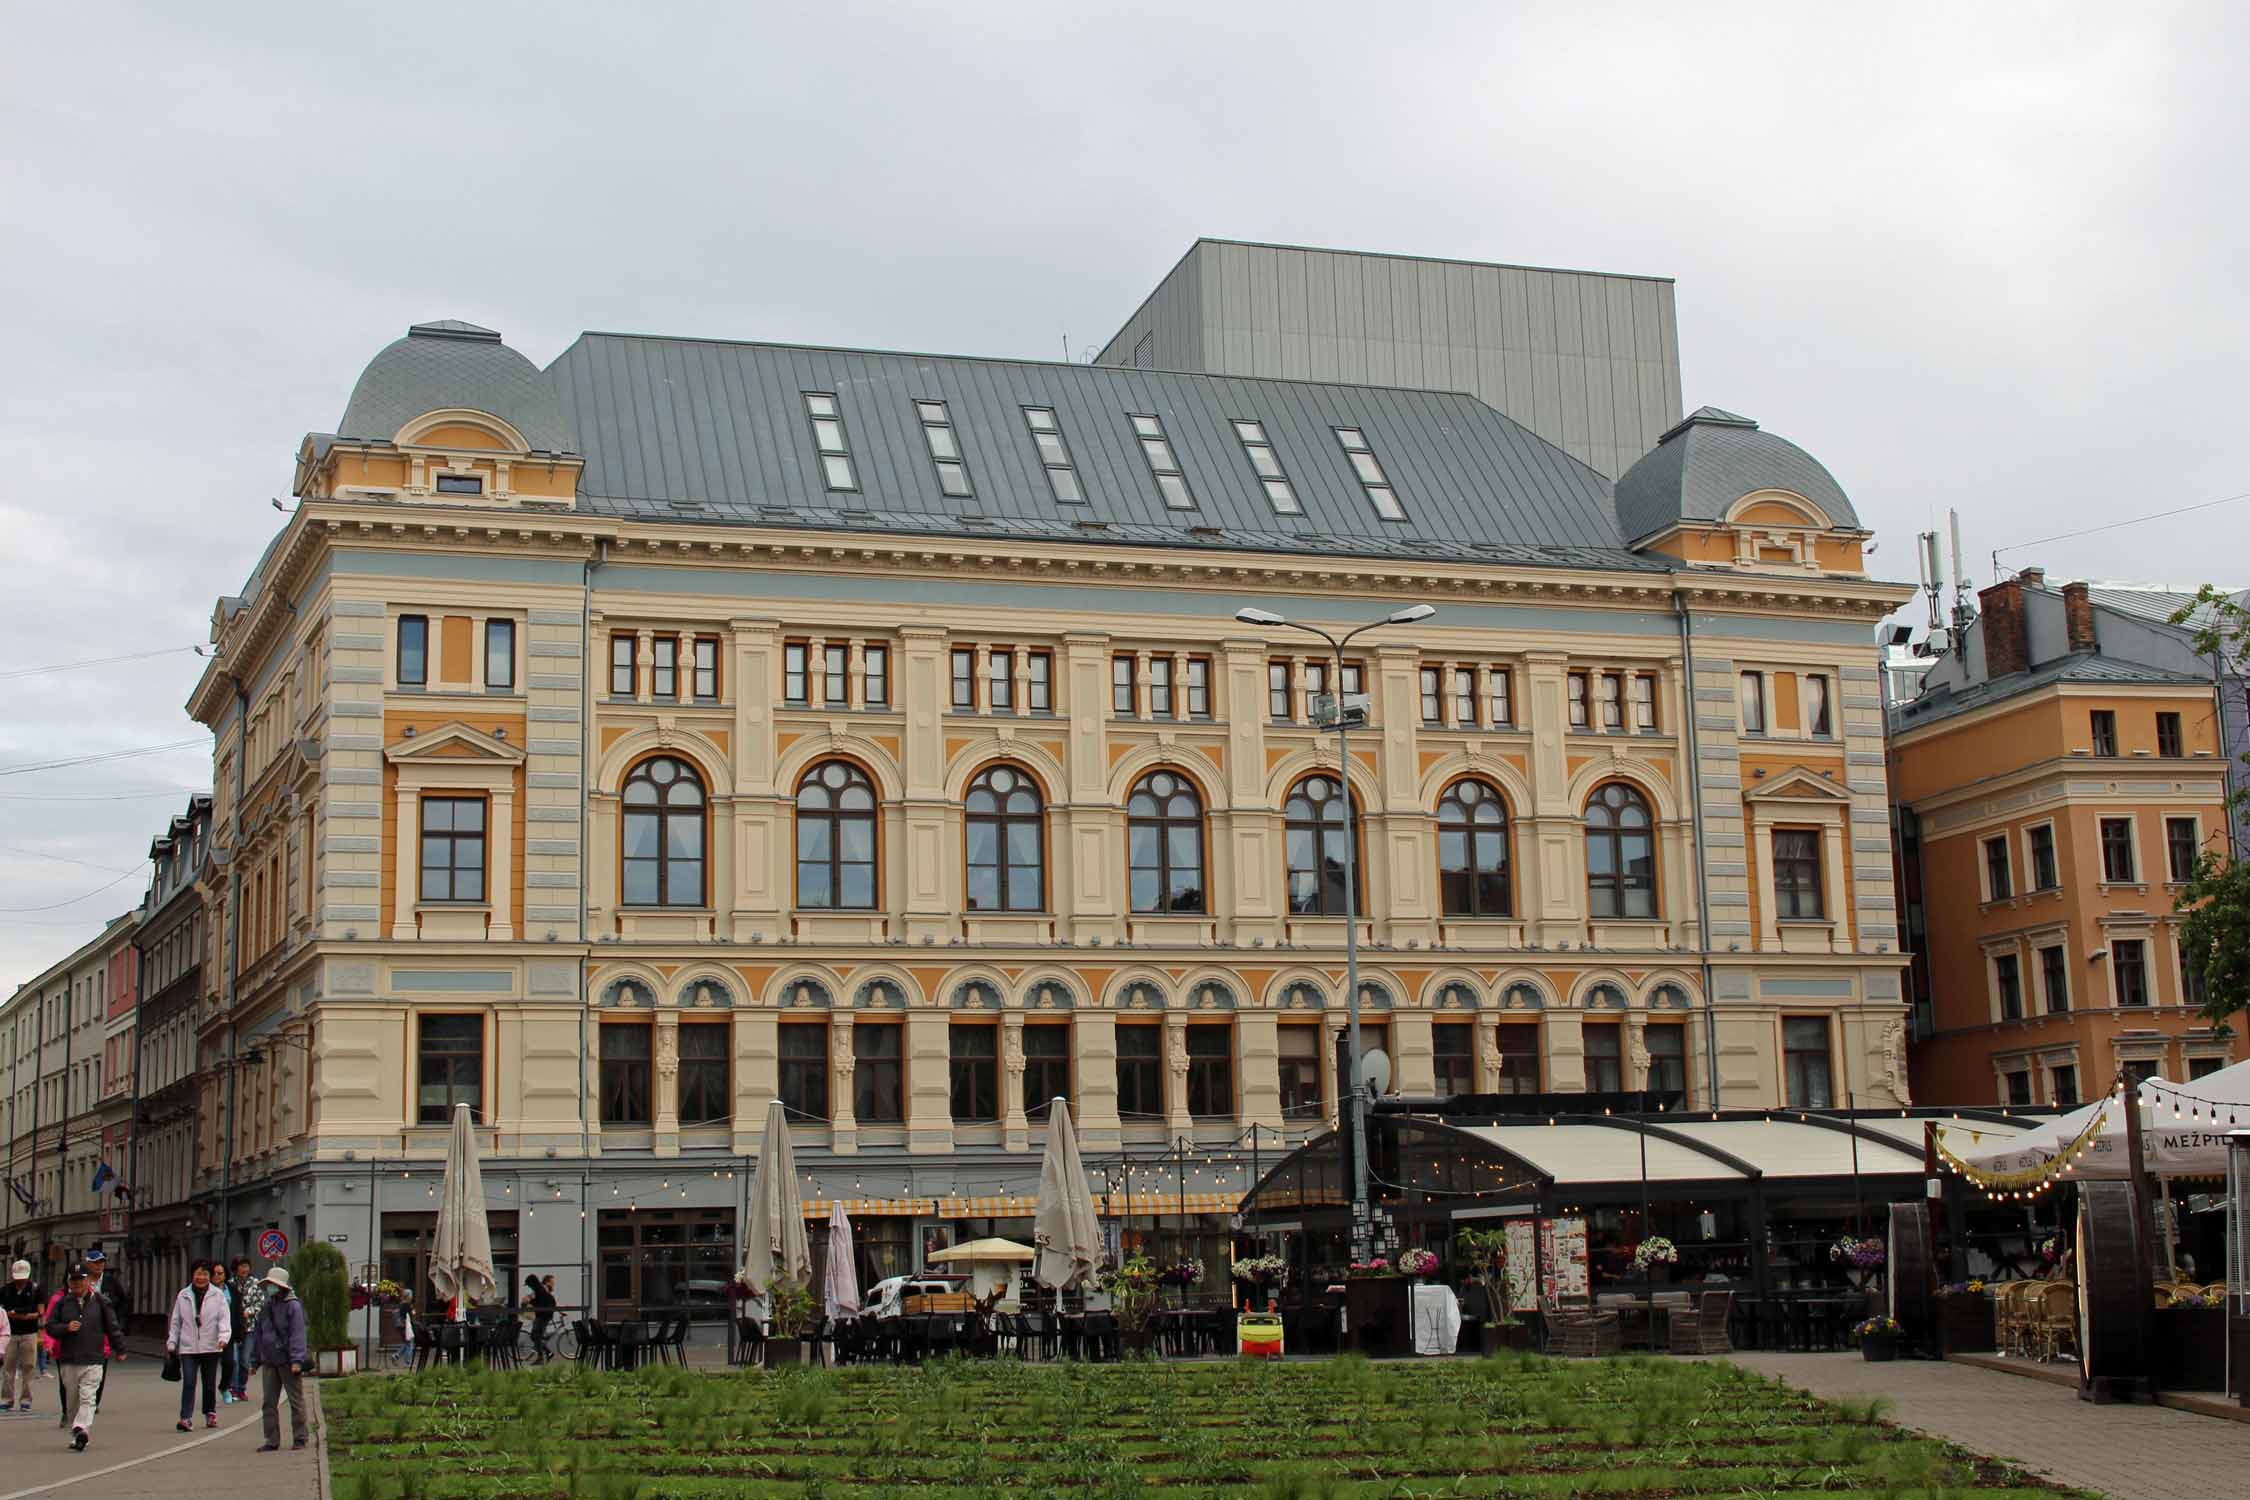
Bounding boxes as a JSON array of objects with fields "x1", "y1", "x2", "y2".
[
  {"x1": 0, "y1": 1260, "x2": 41, "y2": 1410},
  {"x1": 247, "y1": 1264, "x2": 308, "y2": 1452}
]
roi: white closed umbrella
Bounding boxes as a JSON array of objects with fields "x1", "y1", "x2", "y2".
[
  {"x1": 744, "y1": 1099, "x2": 812, "y2": 1295},
  {"x1": 1033, "y1": 1099, "x2": 1102, "y2": 1290},
  {"x1": 429, "y1": 1102, "x2": 496, "y2": 1317},
  {"x1": 824, "y1": 1202, "x2": 860, "y2": 1323}
]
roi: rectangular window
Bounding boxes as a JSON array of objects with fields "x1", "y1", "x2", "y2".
[
  {"x1": 1432, "y1": 1022, "x2": 1475, "y2": 1098},
  {"x1": 1026, "y1": 651, "x2": 1052, "y2": 712},
  {"x1": 2156, "y1": 712, "x2": 2183, "y2": 758},
  {"x1": 1303, "y1": 662, "x2": 1328, "y2": 716},
  {"x1": 2183, "y1": 946, "x2": 2208, "y2": 1008},
  {"x1": 1419, "y1": 667, "x2": 1443, "y2": 726},
  {"x1": 2028, "y1": 825, "x2": 2059, "y2": 891},
  {"x1": 1983, "y1": 836, "x2": 2013, "y2": 901},
  {"x1": 693, "y1": 637, "x2": 719, "y2": 700},
  {"x1": 600, "y1": 1023, "x2": 653, "y2": 1126},
  {"x1": 415, "y1": 1014, "x2": 483, "y2": 1124},
  {"x1": 1488, "y1": 669, "x2": 1513, "y2": 726},
  {"x1": 2187, "y1": 1052, "x2": 2220, "y2": 1080},
  {"x1": 1568, "y1": 671, "x2": 1590, "y2": 728},
  {"x1": 784, "y1": 643, "x2": 809, "y2": 706},
  {"x1": 1782, "y1": 1017, "x2": 1834, "y2": 1108},
  {"x1": 948, "y1": 1023, "x2": 997, "y2": 1123},
  {"x1": 2004, "y1": 1069, "x2": 2032, "y2": 1107},
  {"x1": 1116, "y1": 1024, "x2": 1163, "y2": 1119},
  {"x1": 1453, "y1": 668, "x2": 1478, "y2": 727},
  {"x1": 1631, "y1": 673, "x2": 1658, "y2": 731},
  {"x1": 779, "y1": 1024, "x2": 829, "y2": 1121},
  {"x1": 822, "y1": 643, "x2": 849, "y2": 706},
  {"x1": 651, "y1": 636, "x2": 678, "y2": 699},
  {"x1": 1149, "y1": 657, "x2": 1174, "y2": 718},
  {"x1": 1805, "y1": 675, "x2": 1833, "y2": 737},
  {"x1": 1340, "y1": 662, "x2": 1364, "y2": 698},
  {"x1": 2090, "y1": 709, "x2": 2117, "y2": 757},
  {"x1": 1130, "y1": 413, "x2": 1195, "y2": 510},
  {"x1": 1583, "y1": 1024, "x2": 1623, "y2": 1093},
  {"x1": 434, "y1": 473, "x2": 483, "y2": 495},
  {"x1": 1646, "y1": 1025, "x2": 1687, "y2": 1098},
  {"x1": 1023, "y1": 407, "x2": 1083, "y2": 503},
  {"x1": 1739, "y1": 671, "x2": 1766, "y2": 733},
  {"x1": 854, "y1": 1023, "x2": 904, "y2": 1122},
  {"x1": 2052, "y1": 1065, "x2": 2078, "y2": 1106},
  {"x1": 2123, "y1": 1058, "x2": 2160, "y2": 1087},
  {"x1": 988, "y1": 649, "x2": 1014, "y2": 711},
  {"x1": 2167, "y1": 817, "x2": 2198, "y2": 882},
  {"x1": 1024, "y1": 1025, "x2": 1070, "y2": 1120},
  {"x1": 1995, "y1": 953, "x2": 2023, "y2": 1021},
  {"x1": 1113, "y1": 656, "x2": 1137, "y2": 716},
  {"x1": 1277, "y1": 1026, "x2": 1323, "y2": 1119},
  {"x1": 2112, "y1": 940, "x2": 2149, "y2": 1006},
  {"x1": 951, "y1": 648, "x2": 976, "y2": 710},
  {"x1": 805, "y1": 392, "x2": 856, "y2": 491},
  {"x1": 418, "y1": 797, "x2": 487, "y2": 903},
  {"x1": 1269, "y1": 662, "x2": 1292, "y2": 721},
  {"x1": 2040, "y1": 945, "x2": 2070, "y2": 1013},
  {"x1": 1183, "y1": 656, "x2": 1210, "y2": 717},
  {"x1": 1185, "y1": 1026, "x2": 1233, "y2": 1118},
  {"x1": 483, "y1": 619, "x2": 515, "y2": 690},
  {"x1": 1333, "y1": 426, "x2": 1406, "y2": 520},
  {"x1": 2099, "y1": 817, "x2": 2136, "y2": 882},
  {"x1": 915, "y1": 398, "x2": 972, "y2": 498},
  {"x1": 1598, "y1": 672, "x2": 1624, "y2": 731},
  {"x1": 1773, "y1": 829, "x2": 1824, "y2": 919},
  {"x1": 678, "y1": 1022, "x2": 731, "y2": 1126},
  {"x1": 1232, "y1": 418, "x2": 1301, "y2": 515},
  {"x1": 863, "y1": 644, "x2": 889, "y2": 707},
  {"x1": 398, "y1": 615, "x2": 428, "y2": 686}
]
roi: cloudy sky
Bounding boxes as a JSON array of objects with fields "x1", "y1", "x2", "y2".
[{"x1": 3, "y1": 2, "x2": 2245, "y2": 988}]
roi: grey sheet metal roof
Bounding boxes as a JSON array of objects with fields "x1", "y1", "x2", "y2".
[
  {"x1": 338, "y1": 321, "x2": 575, "y2": 453},
  {"x1": 1613, "y1": 406, "x2": 1858, "y2": 542},
  {"x1": 1895, "y1": 652, "x2": 2211, "y2": 732},
  {"x1": 2083, "y1": 583, "x2": 2234, "y2": 630},
  {"x1": 544, "y1": 333, "x2": 1638, "y2": 562}
]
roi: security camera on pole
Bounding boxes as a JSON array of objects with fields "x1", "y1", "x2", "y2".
[{"x1": 1234, "y1": 602, "x2": 1436, "y2": 1263}]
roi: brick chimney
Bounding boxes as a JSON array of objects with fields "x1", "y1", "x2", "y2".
[
  {"x1": 1979, "y1": 579, "x2": 2028, "y2": 677},
  {"x1": 2062, "y1": 581, "x2": 2097, "y2": 654}
]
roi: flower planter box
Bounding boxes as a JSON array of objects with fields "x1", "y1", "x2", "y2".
[
  {"x1": 765, "y1": 1338, "x2": 805, "y2": 1368},
  {"x1": 1860, "y1": 1333, "x2": 1899, "y2": 1363},
  {"x1": 315, "y1": 1347, "x2": 359, "y2": 1378},
  {"x1": 1345, "y1": 1277, "x2": 1414, "y2": 1359},
  {"x1": 1934, "y1": 1296, "x2": 1995, "y2": 1355},
  {"x1": 1478, "y1": 1321, "x2": 1536, "y2": 1355},
  {"x1": 2149, "y1": 1307, "x2": 2225, "y2": 1392}
]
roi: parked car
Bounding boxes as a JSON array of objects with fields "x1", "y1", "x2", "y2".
[{"x1": 864, "y1": 1275, "x2": 965, "y2": 1319}]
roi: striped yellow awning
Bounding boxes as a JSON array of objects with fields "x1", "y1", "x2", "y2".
[{"x1": 801, "y1": 1191, "x2": 1238, "y2": 1219}]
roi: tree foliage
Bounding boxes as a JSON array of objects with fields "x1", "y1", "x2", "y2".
[
  {"x1": 289, "y1": 1240, "x2": 353, "y2": 1351},
  {"x1": 2170, "y1": 585, "x2": 2250, "y2": 1033}
]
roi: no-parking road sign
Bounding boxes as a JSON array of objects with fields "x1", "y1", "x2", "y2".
[{"x1": 257, "y1": 1228, "x2": 289, "y2": 1260}]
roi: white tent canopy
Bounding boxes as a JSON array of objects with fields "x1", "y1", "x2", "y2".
[{"x1": 1944, "y1": 1065, "x2": 2250, "y2": 1181}]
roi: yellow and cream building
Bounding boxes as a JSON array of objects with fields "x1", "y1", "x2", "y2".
[{"x1": 182, "y1": 315, "x2": 1911, "y2": 1309}]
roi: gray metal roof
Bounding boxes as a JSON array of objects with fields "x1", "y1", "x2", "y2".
[
  {"x1": 1895, "y1": 652, "x2": 2211, "y2": 732},
  {"x1": 337, "y1": 321, "x2": 575, "y2": 453},
  {"x1": 545, "y1": 332, "x2": 1640, "y2": 562},
  {"x1": 1613, "y1": 406, "x2": 1858, "y2": 542},
  {"x1": 2083, "y1": 583, "x2": 2234, "y2": 630}
]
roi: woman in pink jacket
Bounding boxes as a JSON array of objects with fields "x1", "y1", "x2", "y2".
[{"x1": 166, "y1": 1263, "x2": 231, "y2": 1431}]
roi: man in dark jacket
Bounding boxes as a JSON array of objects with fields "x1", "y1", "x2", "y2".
[
  {"x1": 248, "y1": 1265, "x2": 310, "y2": 1452},
  {"x1": 45, "y1": 1265, "x2": 123, "y2": 1451}
]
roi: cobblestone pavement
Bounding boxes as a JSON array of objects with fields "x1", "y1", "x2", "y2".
[
  {"x1": 0, "y1": 1357, "x2": 323, "y2": 1500},
  {"x1": 1726, "y1": 1351, "x2": 2250, "y2": 1500}
]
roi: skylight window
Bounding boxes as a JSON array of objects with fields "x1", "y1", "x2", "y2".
[
  {"x1": 915, "y1": 399, "x2": 971, "y2": 498},
  {"x1": 1231, "y1": 419, "x2": 1301, "y2": 515},
  {"x1": 1130, "y1": 414, "x2": 1194, "y2": 510},
  {"x1": 804, "y1": 393, "x2": 856, "y2": 492},
  {"x1": 1023, "y1": 407, "x2": 1083, "y2": 503},
  {"x1": 1334, "y1": 426, "x2": 1405, "y2": 521}
]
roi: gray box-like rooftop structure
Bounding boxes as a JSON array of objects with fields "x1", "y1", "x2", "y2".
[{"x1": 1099, "y1": 238, "x2": 1682, "y2": 480}]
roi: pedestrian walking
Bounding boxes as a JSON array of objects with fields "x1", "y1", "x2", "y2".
[
  {"x1": 215, "y1": 1263, "x2": 244, "y2": 1402},
  {"x1": 228, "y1": 1257, "x2": 266, "y2": 1402},
  {"x1": 45, "y1": 1264, "x2": 123, "y2": 1452},
  {"x1": 80, "y1": 1249, "x2": 123, "y2": 1411},
  {"x1": 166, "y1": 1263, "x2": 231, "y2": 1432},
  {"x1": 1, "y1": 1261, "x2": 43, "y2": 1410},
  {"x1": 395, "y1": 1303, "x2": 414, "y2": 1369},
  {"x1": 249, "y1": 1265, "x2": 309, "y2": 1452},
  {"x1": 522, "y1": 1275, "x2": 557, "y2": 1363}
]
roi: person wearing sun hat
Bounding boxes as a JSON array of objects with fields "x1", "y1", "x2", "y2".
[
  {"x1": 248, "y1": 1264, "x2": 308, "y2": 1452},
  {"x1": 1, "y1": 1259, "x2": 42, "y2": 1410}
]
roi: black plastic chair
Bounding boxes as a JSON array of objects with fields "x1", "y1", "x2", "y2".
[{"x1": 612, "y1": 1320, "x2": 650, "y2": 1370}]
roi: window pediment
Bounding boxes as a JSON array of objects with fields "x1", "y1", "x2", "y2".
[
  {"x1": 1741, "y1": 766, "x2": 1850, "y2": 805},
  {"x1": 384, "y1": 722, "x2": 525, "y2": 766}
]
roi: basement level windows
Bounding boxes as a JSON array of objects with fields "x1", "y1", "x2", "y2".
[
  {"x1": 1231, "y1": 419, "x2": 1301, "y2": 515},
  {"x1": 1130, "y1": 414, "x2": 1195, "y2": 510},
  {"x1": 915, "y1": 399, "x2": 972, "y2": 499},
  {"x1": 1023, "y1": 407, "x2": 1083, "y2": 503},
  {"x1": 1333, "y1": 427, "x2": 1406, "y2": 521},
  {"x1": 803, "y1": 392, "x2": 856, "y2": 492}
]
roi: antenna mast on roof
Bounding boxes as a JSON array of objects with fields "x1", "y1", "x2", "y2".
[
  {"x1": 1947, "y1": 508, "x2": 1976, "y2": 639},
  {"x1": 1916, "y1": 531, "x2": 1942, "y2": 635}
]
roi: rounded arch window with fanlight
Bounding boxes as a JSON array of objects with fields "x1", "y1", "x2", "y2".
[
  {"x1": 1584, "y1": 781, "x2": 1656, "y2": 919},
  {"x1": 795, "y1": 760, "x2": 877, "y2": 909},
  {"x1": 1437, "y1": 778, "x2": 1511, "y2": 917},
  {"x1": 1127, "y1": 770, "x2": 1205, "y2": 914},
  {"x1": 1284, "y1": 774, "x2": 1360, "y2": 916},
  {"x1": 965, "y1": 765, "x2": 1044, "y2": 912},
  {"x1": 622, "y1": 756, "x2": 706, "y2": 906}
]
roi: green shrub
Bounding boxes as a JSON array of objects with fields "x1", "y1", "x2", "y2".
[{"x1": 290, "y1": 1240, "x2": 352, "y2": 1351}]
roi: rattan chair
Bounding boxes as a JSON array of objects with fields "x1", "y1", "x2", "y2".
[
  {"x1": 2034, "y1": 1283, "x2": 2078, "y2": 1361},
  {"x1": 1556, "y1": 1310, "x2": 1622, "y2": 1358},
  {"x1": 1667, "y1": 1290, "x2": 1733, "y2": 1355},
  {"x1": 1995, "y1": 1282, "x2": 2036, "y2": 1357}
]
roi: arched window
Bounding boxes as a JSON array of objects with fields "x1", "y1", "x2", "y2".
[
  {"x1": 796, "y1": 760, "x2": 877, "y2": 909},
  {"x1": 1284, "y1": 774, "x2": 1359, "y2": 916},
  {"x1": 965, "y1": 765, "x2": 1044, "y2": 911},
  {"x1": 1585, "y1": 782, "x2": 1655, "y2": 919},
  {"x1": 1127, "y1": 770, "x2": 1205, "y2": 913},
  {"x1": 1437, "y1": 779, "x2": 1511, "y2": 917},
  {"x1": 622, "y1": 756, "x2": 705, "y2": 906}
]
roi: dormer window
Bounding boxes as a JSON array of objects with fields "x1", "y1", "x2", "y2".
[{"x1": 435, "y1": 474, "x2": 484, "y2": 495}]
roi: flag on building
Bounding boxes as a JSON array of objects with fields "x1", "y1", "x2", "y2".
[
  {"x1": 89, "y1": 1161, "x2": 114, "y2": 1196},
  {"x1": 7, "y1": 1179, "x2": 32, "y2": 1209}
]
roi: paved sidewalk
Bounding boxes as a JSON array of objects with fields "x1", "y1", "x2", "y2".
[
  {"x1": 1726, "y1": 1351, "x2": 2250, "y2": 1500},
  {"x1": 0, "y1": 1358, "x2": 322, "y2": 1500}
]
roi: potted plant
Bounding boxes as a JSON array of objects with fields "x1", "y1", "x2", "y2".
[
  {"x1": 1231, "y1": 1254, "x2": 1288, "y2": 1308},
  {"x1": 1933, "y1": 1279, "x2": 1995, "y2": 1354},
  {"x1": 289, "y1": 1242, "x2": 357, "y2": 1377},
  {"x1": 1397, "y1": 1248, "x2": 1440, "y2": 1280},
  {"x1": 1159, "y1": 1257, "x2": 1204, "y2": 1289},
  {"x1": 1855, "y1": 1314, "x2": 1902, "y2": 1362},
  {"x1": 1343, "y1": 1255, "x2": 1414, "y2": 1358},
  {"x1": 1630, "y1": 1236, "x2": 1679, "y2": 1284},
  {"x1": 1454, "y1": 1226, "x2": 1532, "y2": 1353},
  {"x1": 1101, "y1": 1255, "x2": 1159, "y2": 1355},
  {"x1": 762, "y1": 1277, "x2": 816, "y2": 1367}
]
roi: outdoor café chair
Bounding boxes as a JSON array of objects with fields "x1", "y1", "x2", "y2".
[
  {"x1": 1557, "y1": 1310, "x2": 1621, "y2": 1358},
  {"x1": 1667, "y1": 1290, "x2": 1733, "y2": 1355},
  {"x1": 2034, "y1": 1284, "x2": 2077, "y2": 1361},
  {"x1": 731, "y1": 1315, "x2": 765, "y2": 1366}
]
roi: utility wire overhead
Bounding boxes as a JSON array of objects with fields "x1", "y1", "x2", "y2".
[
  {"x1": 0, "y1": 738, "x2": 207, "y2": 778},
  {"x1": 0, "y1": 644, "x2": 201, "y2": 681},
  {"x1": 1994, "y1": 487, "x2": 2250, "y2": 559},
  {"x1": 0, "y1": 844, "x2": 144, "y2": 876},
  {"x1": 0, "y1": 864, "x2": 146, "y2": 913}
]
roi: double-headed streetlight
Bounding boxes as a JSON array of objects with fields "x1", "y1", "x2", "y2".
[{"x1": 1233, "y1": 602, "x2": 1437, "y2": 1262}]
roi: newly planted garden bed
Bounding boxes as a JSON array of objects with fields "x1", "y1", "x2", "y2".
[{"x1": 324, "y1": 1353, "x2": 2089, "y2": 1499}]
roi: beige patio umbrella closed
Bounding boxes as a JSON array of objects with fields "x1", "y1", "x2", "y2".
[
  {"x1": 429, "y1": 1102, "x2": 497, "y2": 1317},
  {"x1": 1033, "y1": 1099, "x2": 1102, "y2": 1290},
  {"x1": 744, "y1": 1099, "x2": 813, "y2": 1295}
]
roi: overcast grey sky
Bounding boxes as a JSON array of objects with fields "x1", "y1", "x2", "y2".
[{"x1": 4, "y1": 2, "x2": 2246, "y2": 988}]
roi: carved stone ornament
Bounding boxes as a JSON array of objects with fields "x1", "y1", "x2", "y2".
[
  {"x1": 657, "y1": 1027, "x2": 680, "y2": 1080},
  {"x1": 1880, "y1": 1019, "x2": 1911, "y2": 1105}
]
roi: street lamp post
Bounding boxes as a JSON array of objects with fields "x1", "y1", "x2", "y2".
[{"x1": 1233, "y1": 602, "x2": 1436, "y2": 1263}]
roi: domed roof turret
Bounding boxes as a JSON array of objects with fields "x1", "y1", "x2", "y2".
[
  {"x1": 336, "y1": 320, "x2": 573, "y2": 453},
  {"x1": 1614, "y1": 407, "x2": 1855, "y2": 543}
]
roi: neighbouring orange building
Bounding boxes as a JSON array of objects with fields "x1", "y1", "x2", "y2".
[{"x1": 1891, "y1": 571, "x2": 2244, "y2": 1106}]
